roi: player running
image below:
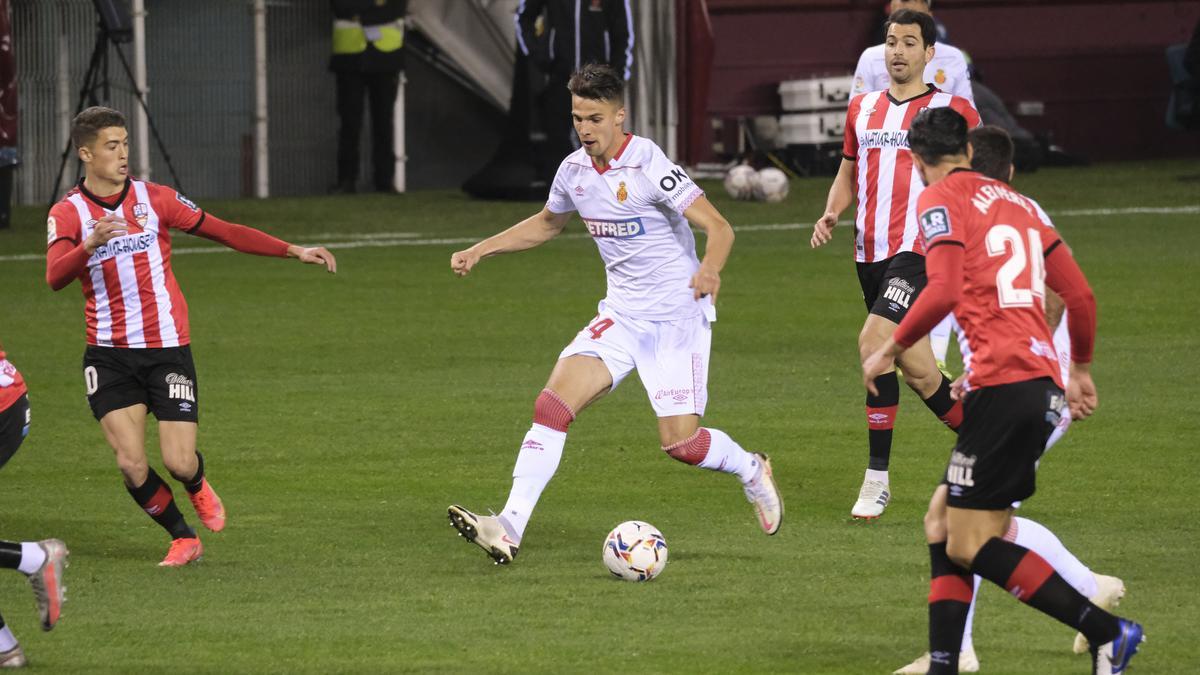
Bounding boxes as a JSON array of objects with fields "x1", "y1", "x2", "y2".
[
  {"x1": 45, "y1": 106, "x2": 337, "y2": 567},
  {"x1": 863, "y1": 107, "x2": 1143, "y2": 675},
  {"x1": 446, "y1": 63, "x2": 782, "y2": 565},
  {"x1": 893, "y1": 127, "x2": 1125, "y2": 674},
  {"x1": 813, "y1": 9, "x2": 980, "y2": 519},
  {"x1": 0, "y1": 342, "x2": 69, "y2": 668}
]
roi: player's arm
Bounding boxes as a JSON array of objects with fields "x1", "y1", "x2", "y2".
[
  {"x1": 1043, "y1": 241, "x2": 1098, "y2": 419},
  {"x1": 189, "y1": 214, "x2": 336, "y2": 273},
  {"x1": 450, "y1": 207, "x2": 571, "y2": 277},
  {"x1": 682, "y1": 195, "x2": 734, "y2": 302},
  {"x1": 46, "y1": 213, "x2": 128, "y2": 290},
  {"x1": 862, "y1": 240, "x2": 964, "y2": 393},
  {"x1": 812, "y1": 158, "x2": 855, "y2": 248}
]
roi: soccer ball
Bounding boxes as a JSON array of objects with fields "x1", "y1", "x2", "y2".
[
  {"x1": 754, "y1": 167, "x2": 789, "y2": 203},
  {"x1": 723, "y1": 164, "x2": 759, "y2": 201},
  {"x1": 602, "y1": 520, "x2": 669, "y2": 581}
]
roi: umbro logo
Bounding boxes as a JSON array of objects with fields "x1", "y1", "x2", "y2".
[{"x1": 574, "y1": 185, "x2": 584, "y2": 195}]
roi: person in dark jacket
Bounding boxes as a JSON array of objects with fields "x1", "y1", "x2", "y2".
[{"x1": 330, "y1": 0, "x2": 406, "y2": 193}]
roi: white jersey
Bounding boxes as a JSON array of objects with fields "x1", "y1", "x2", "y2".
[
  {"x1": 546, "y1": 134, "x2": 712, "y2": 322},
  {"x1": 851, "y1": 42, "x2": 973, "y2": 103}
]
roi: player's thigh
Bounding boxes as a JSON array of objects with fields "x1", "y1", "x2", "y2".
[
  {"x1": 158, "y1": 421, "x2": 198, "y2": 473},
  {"x1": 858, "y1": 313, "x2": 899, "y2": 361},
  {"x1": 553, "y1": 307, "x2": 637, "y2": 412},
  {"x1": 143, "y1": 346, "x2": 199, "y2": 424},
  {"x1": 83, "y1": 346, "x2": 148, "y2": 422},
  {"x1": 99, "y1": 404, "x2": 151, "y2": 482},
  {"x1": 633, "y1": 314, "x2": 712, "y2": 421},
  {"x1": 545, "y1": 355, "x2": 615, "y2": 413},
  {"x1": 657, "y1": 414, "x2": 701, "y2": 447},
  {"x1": 0, "y1": 395, "x2": 30, "y2": 470},
  {"x1": 945, "y1": 505, "x2": 1012, "y2": 567}
]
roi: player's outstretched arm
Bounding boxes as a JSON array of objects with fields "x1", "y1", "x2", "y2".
[
  {"x1": 193, "y1": 215, "x2": 336, "y2": 273},
  {"x1": 812, "y1": 158, "x2": 854, "y2": 248},
  {"x1": 682, "y1": 195, "x2": 733, "y2": 302},
  {"x1": 450, "y1": 207, "x2": 571, "y2": 277}
]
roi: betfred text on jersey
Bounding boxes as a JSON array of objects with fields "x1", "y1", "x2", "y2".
[
  {"x1": 583, "y1": 217, "x2": 646, "y2": 239},
  {"x1": 88, "y1": 232, "x2": 157, "y2": 264}
]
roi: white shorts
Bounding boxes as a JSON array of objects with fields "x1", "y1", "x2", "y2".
[{"x1": 558, "y1": 301, "x2": 711, "y2": 418}]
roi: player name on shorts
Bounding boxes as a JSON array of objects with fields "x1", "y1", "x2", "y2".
[
  {"x1": 88, "y1": 232, "x2": 157, "y2": 263},
  {"x1": 582, "y1": 217, "x2": 646, "y2": 239},
  {"x1": 857, "y1": 129, "x2": 909, "y2": 150},
  {"x1": 970, "y1": 183, "x2": 1035, "y2": 217}
]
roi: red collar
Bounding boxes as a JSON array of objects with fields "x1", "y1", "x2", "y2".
[{"x1": 592, "y1": 133, "x2": 634, "y2": 175}]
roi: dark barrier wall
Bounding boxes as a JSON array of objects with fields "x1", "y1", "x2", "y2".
[{"x1": 703, "y1": 0, "x2": 1200, "y2": 162}]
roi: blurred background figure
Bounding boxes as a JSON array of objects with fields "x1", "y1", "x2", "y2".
[
  {"x1": 0, "y1": 0, "x2": 16, "y2": 228},
  {"x1": 330, "y1": 0, "x2": 407, "y2": 194}
]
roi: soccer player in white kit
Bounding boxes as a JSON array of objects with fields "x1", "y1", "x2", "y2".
[
  {"x1": 446, "y1": 64, "x2": 783, "y2": 565},
  {"x1": 894, "y1": 127, "x2": 1125, "y2": 674}
]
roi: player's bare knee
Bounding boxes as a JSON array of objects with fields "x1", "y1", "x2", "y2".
[
  {"x1": 533, "y1": 388, "x2": 575, "y2": 432},
  {"x1": 162, "y1": 453, "x2": 198, "y2": 482},
  {"x1": 114, "y1": 452, "x2": 149, "y2": 487},
  {"x1": 944, "y1": 535, "x2": 979, "y2": 569},
  {"x1": 662, "y1": 427, "x2": 710, "y2": 465}
]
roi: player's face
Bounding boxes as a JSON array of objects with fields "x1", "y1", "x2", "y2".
[
  {"x1": 79, "y1": 126, "x2": 129, "y2": 186},
  {"x1": 885, "y1": 24, "x2": 934, "y2": 85},
  {"x1": 571, "y1": 95, "x2": 626, "y2": 159}
]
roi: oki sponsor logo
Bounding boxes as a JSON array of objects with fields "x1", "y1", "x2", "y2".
[
  {"x1": 858, "y1": 129, "x2": 908, "y2": 150},
  {"x1": 582, "y1": 217, "x2": 645, "y2": 239},
  {"x1": 166, "y1": 373, "x2": 195, "y2": 402},
  {"x1": 89, "y1": 232, "x2": 157, "y2": 263},
  {"x1": 654, "y1": 388, "x2": 692, "y2": 404}
]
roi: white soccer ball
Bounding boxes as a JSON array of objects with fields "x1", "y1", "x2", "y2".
[
  {"x1": 723, "y1": 164, "x2": 759, "y2": 201},
  {"x1": 754, "y1": 167, "x2": 789, "y2": 203},
  {"x1": 602, "y1": 520, "x2": 669, "y2": 582}
]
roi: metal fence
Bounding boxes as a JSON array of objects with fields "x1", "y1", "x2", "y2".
[{"x1": 12, "y1": 0, "x2": 337, "y2": 205}]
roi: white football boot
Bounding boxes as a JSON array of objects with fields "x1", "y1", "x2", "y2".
[
  {"x1": 447, "y1": 505, "x2": 520, "y2": 565},
  {"x1": 1074, "y1": 574, "x2": 1127, "y2": 654},
  {"x1": 893, "y1": 645, "x2": 979, "y2": 674},
  {"x1": 851, "y1": 475, "x2": 890, "y2": 519},
  {"x1": 742, "y1": 453, "x2": 782, "y2": 535}
]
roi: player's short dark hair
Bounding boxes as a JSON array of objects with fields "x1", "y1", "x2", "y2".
[
  {"x1": 885, "y1": 9, "x2": 937, "y2": 47},
  {"x1": 968, "y1": 126, "x2": 1015, "y2": 183},
  {"x1": 908, "y1": 107, "x2": 968, "y2": 165},
  {"x1": 568, "y1": 63, "x2": 624, "y2": 104},
  {"x1": 72, "y1": 106, "x2": 126, "y2": 149}
]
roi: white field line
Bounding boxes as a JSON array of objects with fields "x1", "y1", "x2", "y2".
[{"x1": 1, "y1": 204, "x2": 1196, "y2": 263}]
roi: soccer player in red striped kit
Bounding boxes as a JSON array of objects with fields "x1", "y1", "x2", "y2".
[
  {"x1": 812, "y1": 9, "x2": 980, "y2": 519},
  {"x1": 862, "y1": 107, "x2": 1143, "y2": 675},
  {"x1": 46, "y1": 107, "x2": 337, "y2": 567}
]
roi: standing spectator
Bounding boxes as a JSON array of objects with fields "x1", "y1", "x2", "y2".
[
  {"x1": 516, "y1": 0, "x2": 633, "y2": 184},
  {"x1": 331, "y1": 0, "x2": 406, "y2": 194}
]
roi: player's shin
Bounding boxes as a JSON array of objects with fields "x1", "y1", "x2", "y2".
[
  {"x1": 126, "y1": 468, "x2": 196, "y2": 540},
  {"x1": 176, "y1": 450, "x2": 206, "y2": 495},
  {"x1": 500, "y1": 389, "x2": 573, "y2": 541},
  {"x1": 922, "y1": 374, "x2": 963, "y2": 431},
  {"x1": 664, "y1": 428, "x2": 759, "y2": 483},
  {"x1": 969, "y1": 537, "x2": 1120, "y2": 645},
  {"x1": 866, "y1": 372, "x2": 900, "y2": 473},
  {"x1": 928, "y1": 541, "x2": 974, "y2": 674},
  {"x1": 0, "y1": 613, "x2": 15, "y2": 652}
]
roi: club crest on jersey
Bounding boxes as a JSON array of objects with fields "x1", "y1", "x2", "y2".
[
  {"x1": 616, "y1": 181, "x2": 628, "y2": 202},
  {"x1": 582, "y1": 217, "x2": 645, "y2": 239},
  {"x1": 919, "y1": 206, "x2": 952, "y2": 242},
  {"x1": 133, "y1": 203, "x2": 149, "y2": 227},
  {"x1": 175, "y1": 192, "x2": 198, "y2": 211},
  {"x1": 935, "y1": 69, "x2": 947, "y2": 85}
]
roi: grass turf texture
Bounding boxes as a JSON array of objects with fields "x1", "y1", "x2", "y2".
[{"x1": 0, "y1": 160, "x2": 1195, "y2": 673}]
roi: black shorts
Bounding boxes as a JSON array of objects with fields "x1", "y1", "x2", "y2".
[
  {"x1": 0, "y1": 394, "x2": 30, "y2": 470},
  {"x1": 944, "y1": 377, "x2": 1064, "y2": 510},
  {"x1": 856, "y1": 252, "x2": 927, "y2": 323},
  {"x1": 83, "y1": 345, "x2": 199, "y2": 423}
]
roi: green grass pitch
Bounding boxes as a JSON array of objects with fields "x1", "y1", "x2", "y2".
[{"x1": 0, "y1": 160, "x2": 1195, "y2": 673}]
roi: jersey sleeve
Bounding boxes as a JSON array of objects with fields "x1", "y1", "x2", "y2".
[
  {"x1": 916, "y1": 184, "x2": 964, "y2": 248},
  {"x1": 842, "y1": 96, "x2": 861, "y2": 160},
  {"x1": 150, "y1": 184, "x2": 205, "y2": 232},
  {"x1": 646, "y1": 145, "x2": 703, "y2": 214},
  {"x1": 545, "y1": 160, "x2": 576, "y2": 215},
  {"x1": 951, "y1": 96, "x2": 983, "y2": 129},
  {"x1": 1029, "y1": 198, "x2": 1055, "y2": 229},
  {"x1": 46, "y1": 202, "x2": 81, "y2": 248},
  {"x1": 948, "y1": 54, "x2": 975, "y2": 103},
  {"x1": 851, "y1": 50, "x2": 873, "y2": 99}
]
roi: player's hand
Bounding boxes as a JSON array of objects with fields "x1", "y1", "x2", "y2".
[
  {"x1": 83, "y1": 214, "x2": 128, "y2": 254},
  {"x1": 289, "y1": 245, "x2": 337, "y2": 273},
  {"x1": 1067, "y1": 364, "x2": 1098, "y2": 420},
  {"x1": 861, "y1": 347, "x2": 894, "y2": 396},
  {"x1": 811, "y1": 212, "x2": 838, "y2": 248},
  {"x1": 689, "y1": 264, "x2": 721, "y2": 302},
  {"x1": 949, "y1": 372, "x2": 969, "y2": 401},
  {"x1": 451, "y1": 248, "x2": 481, "y2": 277}
]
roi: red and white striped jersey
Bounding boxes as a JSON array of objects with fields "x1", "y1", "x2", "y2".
[
  {"x1": 47, "y1": 178, "x2": 205, "y2": 348},
  {"x1": 0, "y1": 349, "x2": 27, "y2": 413},
  {"x1": 842, "y1": 86, "x2": 980, "y2": 263}
]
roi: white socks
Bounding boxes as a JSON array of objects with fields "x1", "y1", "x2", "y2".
[
  {"x1": 697, "y1": 428, "x2": 759, "y2": 483},
  {"x1": 1012, "y1": 517, "x2": 1098, "y2": 597},
  {"x1": 865, "y1": 468, "x2": 889, "y2": 484},
  {"x1": 17, "y1": 542, "x2": 44, "y2": 576},
  {"x1": 0, "y1": 626, "x2": 15, "y2": 652},
  {"x1": 961, "y1": 575, "x2": 982, "y2": 651},
  {"x1": 501, "y1": 423, "x2": 566, "y2": 541},
  {"x1": 930, "y1": 314, "x2": 955, "y2": 363}
]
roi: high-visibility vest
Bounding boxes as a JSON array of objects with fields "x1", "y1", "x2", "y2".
[{"x1": 332, "y1": 18, "x2": 404, "y2": 55}]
